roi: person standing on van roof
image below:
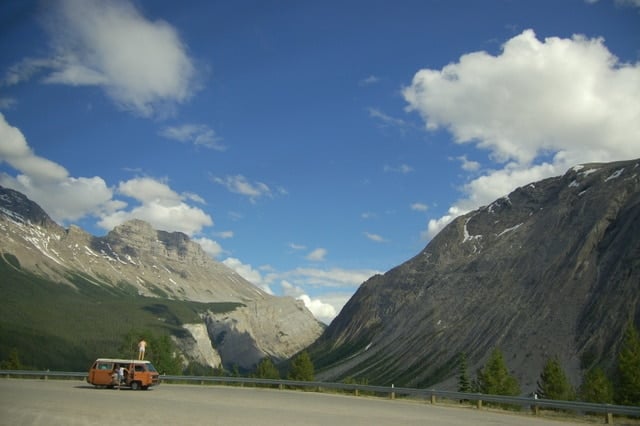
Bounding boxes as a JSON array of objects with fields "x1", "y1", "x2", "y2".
[{"x1": 138, "y1": 339, "x2": 147, "y2": 360}]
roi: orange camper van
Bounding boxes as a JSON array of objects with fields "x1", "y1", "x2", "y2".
[{"x1": 87, "y1": 358, "x2": 160, "y2": 390}]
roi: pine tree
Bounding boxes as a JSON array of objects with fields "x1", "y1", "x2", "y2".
[
  {"x1": 149, "y1": 334, "x2": 182, "y2": 375},
  {"x1": 0, "y1": 348, "x2": 23, "y2": 370},
  {"x1": 288, "y1": 351, "x2": 314, "y2": 381},
  {"x1": 580, "y1": 367, "x2": 613, "y2": 403},
  {"x1": 477, "y1": 348, "x2": 520, "y2": 396},
  {"x1": 255, "y1": 358, "x2": 280, "y2": 380},
  {"x1": 457, "y1": 352, "x2": 471, "y2": 393},
  {"x1": 119, "y1": 329, "x2": 181, "y2": 375},
  {"x1": 615, "y1": 322, "x2": 640, "y2": 406},
  {"x1": 537, "y1": 357, "x2": 575, "y2": 400}
]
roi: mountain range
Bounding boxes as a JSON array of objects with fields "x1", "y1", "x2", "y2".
[
  {"x1": 310, "y1": 158, "x2": 640, "y2": 393},
  {"x1": 0, "y1": 186, "x2": 323, "y2": 371},
  {"x1": 2, "y1": 158, "x2": 639, "y2": 392}
]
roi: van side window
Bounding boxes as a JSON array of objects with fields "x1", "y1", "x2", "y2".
[
  {"x1": 134, "y1": 365, "x2": 145, "y2": 372},
  {"x1": 98, "y1": 363, "x2": 111, "y2": 370}
]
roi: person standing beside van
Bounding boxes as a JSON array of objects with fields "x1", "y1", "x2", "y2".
[
  {"x1": 138, "y1": 339, "x2": 147, "y2": 360},
  {"x1": 118, "y1": 365, "x2": 125, "y2": 384}
]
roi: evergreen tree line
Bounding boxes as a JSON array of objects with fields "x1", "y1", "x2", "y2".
[
  {"x1": 3, "y1": 322, "x2": 637, "y2": 408},
  {"x1": 457, "y1": 323, "x2": 640, "y2": 406}
]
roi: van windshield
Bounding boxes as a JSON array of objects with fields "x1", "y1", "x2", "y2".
[{"x1": 146, "y1": 363, "x2": 158, "y2": 372}]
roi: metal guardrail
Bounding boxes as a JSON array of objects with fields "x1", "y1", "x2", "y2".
[{"x1": 2, "y1": 370, "x2": 639, "y2": 423}]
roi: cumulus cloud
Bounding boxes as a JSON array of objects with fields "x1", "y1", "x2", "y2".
[
  {"x1": 212, "y1": 174, "x2": 273, "y2": 202},
  {"x1": 222, "y1": 257, "x2": 273, "y2": 294},
  {"x1": 278, "y1": 268, "x2": 379, "y2": 323},
  {"x1": 306, "y1": 248, "x2": 327, "y2": 261},
  {"x1": 193, "y1": 237, "x2": 224, "y2": 258},
  {"x1": 457, "y1": 155, "x2": 481, "y2": 172},
  {"x1": 98, "y1": 177, "x2": 213, "y2": 235},
  {"x1": 9, "y1": 0, "x2": 198, "y2": 117},
  {"x1": 403, "y1": 29, "x2": 640, "y2": 239},
  {"x1": 280, "y1": 280, "x2": 337, "y2": 324},
  {"x1": 0, "y1": 113, "x2": 119, "y2": 222},
  {"x1": 159, "y1": 124, "x2": 225, "y2": 151}
]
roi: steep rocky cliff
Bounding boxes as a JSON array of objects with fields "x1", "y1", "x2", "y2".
[
  {"x1": 311, "y1": 159, "x2": 640, "y2": 393},
  {"x1": 0, "y1": 186, "x2": 323, "y2": 370}
]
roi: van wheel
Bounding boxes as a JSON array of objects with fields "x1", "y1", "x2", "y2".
[{"x1": 130, "y1": 381, "x2": 140, "y2": 391}]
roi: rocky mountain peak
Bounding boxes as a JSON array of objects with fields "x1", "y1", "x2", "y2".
[
  {"x1": 0, "y1": 185, "x2": 60, "y2": 230},
  {"x1": 0, "y1": 188, "x2": 324, "y2": 370},
  {"x1": 313, "y1": 158, "x2": 640, "y2": 392}
]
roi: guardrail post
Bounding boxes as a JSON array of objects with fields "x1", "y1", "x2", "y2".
[
  {"x1": 354, "y1": 388, "x2": 359, "y2": 397},
  {"x1": 430, "y1": 394, "x2": 436, "y2": 404},
  {"x1": 476, "y1": 399, "x2": 482, "y2": 409},
  {"x1": 390, "y1": 384, "x2": 395, "y2": 400},
  {"x1": 605, "y1": 411, "x2": 614, "y2": 425}
]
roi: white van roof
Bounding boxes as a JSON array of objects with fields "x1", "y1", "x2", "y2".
[{"x1": 95, "y1": 358, "x2": 152, "y2": 364}]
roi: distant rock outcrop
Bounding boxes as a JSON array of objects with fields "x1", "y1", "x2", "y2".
[
  {"x1": 311, "y1": 159, "x2": 640, "y2": 393},
  {"x1": 0, "y1": 186, "x2": 323, "y2": 370}
]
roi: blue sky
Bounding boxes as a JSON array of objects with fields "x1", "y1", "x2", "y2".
[{"x1": 1, "y1": 0, "x2": 639, "y2": 324}]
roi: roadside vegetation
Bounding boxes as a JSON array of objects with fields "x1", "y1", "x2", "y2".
[
  {"x1": 455, "y1": 322, "x2": 640, "y2": 406},
  {"x1": 0, "y1": 253, "x2": 241, "y2": 372}
]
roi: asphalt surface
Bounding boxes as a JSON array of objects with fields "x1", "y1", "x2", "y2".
[{"x1": 0, "y1": 379, "x2": 588, "y2": 426}]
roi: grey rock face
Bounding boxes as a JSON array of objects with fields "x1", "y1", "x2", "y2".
[
  {"x1": 0, "y1": 186, "x2": 323, "y2": 369},
  {"x1": 313, "y1": 159, "x2": 640, "y2": 393}
]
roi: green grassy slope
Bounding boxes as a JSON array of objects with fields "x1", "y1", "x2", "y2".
[{"x1": 0, "y1": 253, "x2": 242, "y2": 371}]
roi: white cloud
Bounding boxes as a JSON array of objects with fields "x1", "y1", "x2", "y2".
[
  {"x1": 159, "y1": 124, "x2": 225, "y2": 151},
  {"x1": 289, "y1": 242, "x2": 306, "y2": 250},
  {"x1": 306, "y1": 248, "x2": 327, "y2": 261},
  {"x1": 222, "y1": 257, "x2": 273, "y2": 294},
  {"x1": 411, "y1": 202, "x2": 429, "y2": 212},
  {"x1": 284, "y1": 267, "x2": 378, "y2": 288},
  {"x1": 215, "y1": 230, "x2": 234, "y2": 239},
  {"x1": 0, "y1": 113, "x2": 119, "y2": 222},
  {"x1": 588, "y1": 0, "x2": 640, "y2": 7},
  {"x1": 218, "y1": 261, "x2": 379, "y2": 323},
  {"x1": 368, "y1": 107, "x2": 408, "y2": 129},
  {"x1": 0, "y1": 98, "x2": 17, "y2": 110},
  {"x1": 98, "y1": 177, "x2": 213, "y2": 235},
  {"x1": 278, "y1": 268, "x2": 378, "y2": 324},
  {"x1": 404, "y1": 29, "x2": 640, "y2": 239},
  {"x1": 193, "y1": 237, "x2": 224, "y2": 258},
  {"x1": 383, "y1": 164, "x2": 414, "y2": 174},
  {"x1": 280, "y1": 280, "x2": 338, "y2": 324},
  {"x1": 35, "y1": 0, "x2": 198, "y2": 117},
  {"x1": 457, "y1": 155, "x2": 481, "y2": 172},
  {"x1": 212, "y1": 174, "x2": 273, "y2": 202},
  {"x1": 1, "y1": 57, "x2": 54, "y2": 87},
  {"x1": 297, "y1": 295, "x2": 337, "y2": 324},
  {"x1": 358, "y1": 75, "x2": 380, "y2": 86},
  {"x1": 364, "y1": 232, "x2": 387, "y2": 243}
]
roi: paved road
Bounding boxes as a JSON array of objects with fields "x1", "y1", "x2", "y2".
[{"x1": 0, "y1": 379, "x2": 587, "y2": 426}]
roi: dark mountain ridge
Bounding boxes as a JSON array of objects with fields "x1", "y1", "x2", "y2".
[{"x1": 311, "y1": 159, "x2": 640, "y2": 393}]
